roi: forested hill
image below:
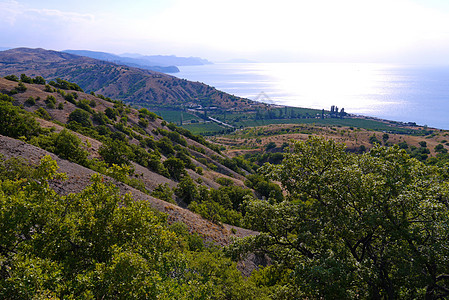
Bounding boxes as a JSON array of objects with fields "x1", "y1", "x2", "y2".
[{"x1": 0, "y1": 48, "x2": 254, "y2": 110}]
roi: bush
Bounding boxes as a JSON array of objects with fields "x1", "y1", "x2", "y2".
[
  {"x1": 174, "y1": 176, "x2": 198, "y2": 204},
  {"x1": 163, "y1": 157, "x2": 187, "y2": 181},
  {"x1": 76, "y1": 99, "x2": 93, "y2": 112},
  {"x1": 33, "y1": 76, "x2": 46, "y2": 85},
  {"x1": 25, "y1": 97, "x2": 36, "y2": 106},
  {"x1": 99, "y1": 139, "x2": 133, "y2": 166},
  {"x1": 35, "y1": 107, "x2": 52, "y2": 120},
  {"x1": 105, "y1": 107, "x2": 118, "y2": 121},
  {"x1": 4, "y1": 74, "x2": 19, "y2": 82},
  {"x1": 15, "y1": 82, "x2": 27, "y2": 93},
  {"x1": 151, "y1": 183, "x2": 175, "y2": 204},
  {"x1": 52, "y1": 129, "x2": 89, "y2": 165},
  {"x1": 138, "y1": 117, "x2": 149, "y2": 128},
  {"x1": 156, "y1": 137, "x2": 175, "y2": 155},
  {"x1": 20, "y1": 73, "x2": 32, "y2": 83},
  {"x1": 68, "y1": 109, "x2": 92, "y2": 127},
  {"x1": 0, "y1": 100, "x2": 41, "y2": 139}
]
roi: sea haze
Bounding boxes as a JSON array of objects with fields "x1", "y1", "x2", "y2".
[{"x1": 174, "y1": 63, "x2": 449, "y2": 130}]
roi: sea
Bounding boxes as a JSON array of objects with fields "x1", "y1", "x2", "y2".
[{"x1": 173, "y1": 63, "x2": 449, "y2": 130}]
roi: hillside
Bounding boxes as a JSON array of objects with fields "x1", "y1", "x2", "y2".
[
  {"x1": 0, "y1": 48, "x2": 257, "y2": 111},
  {"x1": 64, "y1": 49, "x2": 212, "y2": 68},
  {"x1": 0, "y1": 76, "x2": 260, "y2": 242}
]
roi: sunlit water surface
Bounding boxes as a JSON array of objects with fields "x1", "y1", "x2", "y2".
[{"x1": 174, "y1": 63, "x2": 449, "y2": 129}]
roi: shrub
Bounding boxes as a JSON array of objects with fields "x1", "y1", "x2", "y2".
[
  {"x1": 151, "y1": 183, "x2": 175, "y2": 204},
  {"x1": 68, "y1": 109, "x2": 92, "y2": 127},
  {"x1": 35, "y1": 107, "x2": 52, "y2": 120},
  {"x1": 52, "y1": 129, "x2": 89, "y2": 165},
  {"x1": 163, "y1": 157, "x2": 187, "y2": 181},
  {"x1": 4, "y1": 74, "x2": 19, "y2": 82},
  {"x1": 25, "y1": 97, "x2": 36, "y2": 106},
  {"x1": 0, "y1": 100, "x2": 41, "y2": 139},
  {"x1": 99, "y1": 139, "x2": 132, "y2": 166}
]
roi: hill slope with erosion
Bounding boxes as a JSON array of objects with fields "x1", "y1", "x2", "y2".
[
  {"x1": 0, "y1": 48, "x2": 257, "y2": 111},
  {"x1": 0, "y1": 77, "x2": 257, "y2": 246}
]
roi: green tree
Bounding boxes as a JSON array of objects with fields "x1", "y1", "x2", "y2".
[
  {"x1": 33, "y1": 76, "x2": 46, "y2": 85},
  {"x1": 229, "y1": 137, "x2": 449, "y2": 299},
  {"x1": 382, "y1": 133, "x2": 389, "y2": 144},
  {"x1": 0, "y1": 99, "x2": 41, "y2": 139},
  {"x1": 435, "y1": 144, "x2": 448, "y2": 154},
  {"x1": 163, "y1": 157, "x2": 186, "y2": 181},
  {"x1": 369, "y1": 134, "x2": 380, "y2": 144},
  {"x1": 4, "y1": 74, "x2": 19, "y2": 82},
  {"x1": 99, "y1": 139, "x2": 132, "y2": 166},
  {"x1": 174, "y1": 176, "x2": 198, "y2": 205},
  {"x1": 151, "y1": 183, "x2": 175, "y2": 204},
  {"x1": 20, "y1": 73, "x2": 32, "y2": 83},
  {"x1": 68, "y1": 108, "x2": 92, "y2": 127},
  {"x1": 52, "y1": 129, "x2": 89, "y2": 165}
]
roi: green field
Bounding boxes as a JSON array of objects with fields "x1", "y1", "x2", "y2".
[
  {"x1": 152, "y1": 108, "x2": 420, "y2": 135},
  {"x1": 181, "y1": 122, "x2": 228, "y2": 135},
  {"x1": 154, "y1": 110, "x2": 201, "y2": 124}
]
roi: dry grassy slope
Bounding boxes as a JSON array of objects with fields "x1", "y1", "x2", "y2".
[
  {"x1": 218, "y1": 123, "x2": 449, "y2": 157},
  {"x1": 0, "y1": 48, "x2": 258, "y2": 110},
  {"x1": 0, "y1": 134, "x2": 257, "y2": 246},
  {"x1": 0, "y1": 78, "x2": 246, "y2": 189}
]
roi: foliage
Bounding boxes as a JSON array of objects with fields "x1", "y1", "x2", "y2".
[
  {"x1": 156, "y1": 136, "x2": 175, "y2": 155},
  {"x1": 245, "y1": 174, "x2": 283, "y2": 202},
  {"x1": 4, "y1": 74, "x2": 19, "y2": 82},
  {"x1": 35, "y1": 107, "x2": 52, "y2": 120},
  {"x1": 0, "y1": 98, "x2": 41, "y2": 139},
  {"x1": 30, "y1": 129, "x2": 89, "y2": 165},
  {"x1": 68, "y1": 109, "x2": 92, "y2": 127},
  {"x1": 48, "y1": 78, "x2": 83, "y2": 92},
  {"x1": 174, "y1": 176, "x2": 198, "y2": 205},
  {"x1": 151, "y1": 183, "x2": 175, "y2": 204},
  {"x1": 24, "y1": 96, "x2": 36, "y2": 106},
  {"x1": 228, "y1": 137, "x2": 449, "y2": 299},
  {"x1": 99, "y1": 139, "x2": 133, "y2": 166},
  {"x1": 0, "y1": 156, "x2": 270, "y2": 298},
  {"x1": 164, "y1": 157, "x2": 187, "y2": 181}
]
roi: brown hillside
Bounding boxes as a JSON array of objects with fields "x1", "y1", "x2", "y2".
[
  {"x1": 0, "y1": 134, "x2": 256, "y2": 246},
  {"x1": 217, "y1": 123, "x2": 449, "y2": 157},
  {"x1": 0, "y1": 77, "x2": 246, "y2": 186},
  {"x1": 0, "y1": 48, "x2": 260, "y2": 111}
]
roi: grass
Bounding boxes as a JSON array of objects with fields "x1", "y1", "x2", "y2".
[
  {"x1": 234, "y1": 118, "x2": 418, "y2": 134},
  {"x1": 154, "y1": 110, "x2": 201, "y2": 124},
  {"x1": 152, "y1": 108, "x2": 420, "y2": 135},
  {"x1": 181, "y1": 122, "x2": 227, "y2": 135}
]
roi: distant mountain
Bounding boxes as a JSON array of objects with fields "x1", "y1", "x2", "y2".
[
  {"x1": 121, "y1": 53, "x2": 213, "y2": 66},
  {"x1": 63, "y1": 49, "x2": 179, "y2": 73},
  {"x1": 0, "y1": 47, "x2": 253, "y2": 111}
]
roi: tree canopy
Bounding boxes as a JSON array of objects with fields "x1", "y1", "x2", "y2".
[
  {"x1": 228, "y1": 137, "x2": 449, "y2": 299},
  {"x1": 0, "y1": 156, "x2": 269, "y2": 299}
]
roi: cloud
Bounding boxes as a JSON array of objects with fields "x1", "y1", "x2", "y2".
[
  {"x1": 133, "y1": 0, "x2": 449, "y2": 61},
  {"x1": 26, "y1": 8, "x2": 95, "y2": 23},
  {"x1": 0, "y1": 0, "x2": 23, "y2": 25},
  {"x1": 2, "y1": 0, "x2": 449, "y2": 62}
]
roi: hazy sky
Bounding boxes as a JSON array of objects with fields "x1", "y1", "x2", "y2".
[{"x1": 2, "y1": 0, "x2": 449, "y2": 63}]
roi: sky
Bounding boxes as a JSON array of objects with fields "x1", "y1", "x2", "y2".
[{"x1": 2, "y1": 0, "x2": 449, "y2": 63}]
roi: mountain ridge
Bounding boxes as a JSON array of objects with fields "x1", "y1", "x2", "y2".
[
  {"x1": 0, "y1": 47, "x2": 258, "y2": 111},
  {"x1": 63, "y1": 49, "x2": 180, "y2": 73}
]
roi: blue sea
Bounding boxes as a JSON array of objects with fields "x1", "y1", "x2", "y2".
[{"x1": 174, "y1": 63, "x2": 449, "y2": 130}]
